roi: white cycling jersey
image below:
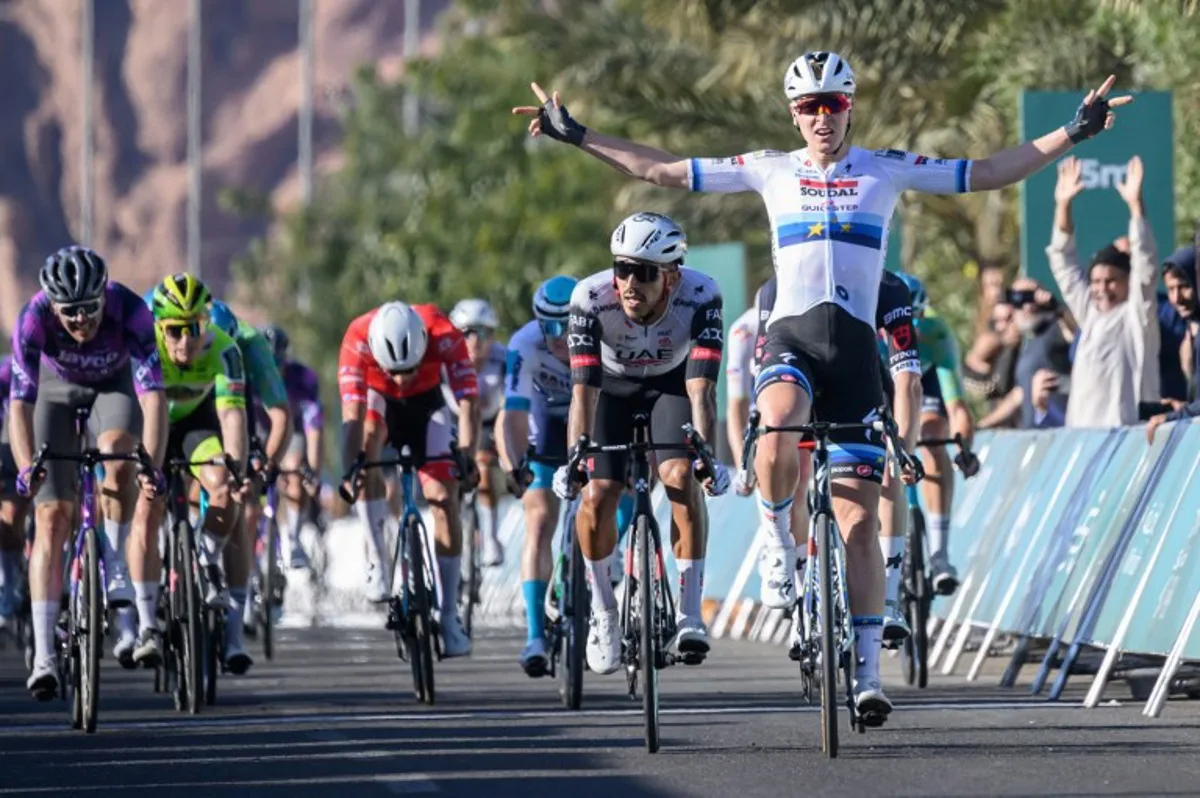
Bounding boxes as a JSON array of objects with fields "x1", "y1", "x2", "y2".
[
  {"x1": 442, "y1": 339, "x2": 505, "y2": 422},
  {"x1": 725, "y1": 306, "x2": 757, "y2": 401},
  {"x1": 688, "y1": 146, "x2": 971, "y2": 330},
  {"x1": 567, "y1": 268, "x2": 724, "y2": 384},
  {"x1": 504, "y1": 320, "x2": 571, "y2": 418}
]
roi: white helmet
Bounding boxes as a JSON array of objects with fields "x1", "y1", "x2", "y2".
[
  {"x1": 784, "y1": 51, "x2": 857, "y2": 100},
  {"x1": 610, "y1": 212, "x2": 687, "y2": 265},
  {"x1": 449, "y1": 298, "x2": 498, "y2": 330},
  {"x1": 368, "y1": 301, "x2": 428, "y2": 372}
]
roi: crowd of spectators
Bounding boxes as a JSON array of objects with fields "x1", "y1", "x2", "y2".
[{"x1": 966, "y1": 154, "x2": 1199, "y2": 438}]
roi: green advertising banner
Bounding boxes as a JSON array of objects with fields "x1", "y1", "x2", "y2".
[{"x1": 1019, "y1": 90, "x2": 1174, "y2": 291}]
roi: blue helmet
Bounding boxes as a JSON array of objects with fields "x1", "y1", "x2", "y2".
[
  {"x1": 896, "y1": 272, "x2": 928, "y2": 315},
  {"x1": 209, "y1": 300, "x2": 240, "y2": 338},
  {"x1": 142, "y1": 287, "x2": 156, "y2": 310},
  {"x1": 532, "y1": 275, "x2": 577, "y2": 338}
]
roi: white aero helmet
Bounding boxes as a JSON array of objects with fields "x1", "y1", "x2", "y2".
[
  {"x1": 610, "y1": 212, "x2": 687, "y2": 265},
  {"x1": 449, "y1": 298, "x2": 498, "y2": 330},
  {"x1": 368, "y1": 301, "x2": 428, "y2": 372},
  {"x1": 784, "y1": 51, "x2": 857, "y2": 100}
]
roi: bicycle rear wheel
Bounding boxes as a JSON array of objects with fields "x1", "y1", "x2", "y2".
[
  {"x1": 177, "y1": 520, "x2": 204, "y2": 715},
  {"x1": 638, "y1": 516, "x2": 660, "y2": 753},
  {"x1": 563, "y1": 526, "x2": 587, "y2": 711},
  {"x1": 81, "y1": 527, "x2": 102, "y2": 733},
  {"x1": 817, "y1": 512, "x2": 839, "y2": 758},
  {"x1": 262, "y1": 516, "x2": 279, "y2": 661}
]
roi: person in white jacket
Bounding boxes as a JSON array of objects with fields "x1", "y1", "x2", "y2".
[{"x1": 1046, "y1": 155, "x2": 1160, "y2": 428}]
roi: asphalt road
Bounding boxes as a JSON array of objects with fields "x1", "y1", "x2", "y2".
[{"x1": 1, "y1": 620, "x2": 1197, "y2": 798}]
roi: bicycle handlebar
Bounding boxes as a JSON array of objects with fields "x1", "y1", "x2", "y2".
[
  {"x1": 167, "y1": 454, "x2": 248, "y2": 491},
  {"x1": 337, "y1": 448, "x2": 464, "y2": 504},
  {"x1": 562, "y1": 424, "x2": 718, "y2": 489},
  {"x1": 20, "y1": 443, "x2": 159, "y2": 498}
]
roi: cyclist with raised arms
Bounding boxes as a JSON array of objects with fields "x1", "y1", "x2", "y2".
[
  {"x1": 895, "y1": 273, "x2": 978, "y2": 596},
  {"x1": 743, "y1": 272, "x2": 921, "y2": 651},
  {"x1": 554, "y1": 212, "x2": 730, "y2": 674},
  {"x1": 137, "y1": 275, "x2": 249, "y2": 669},
  {"x1": 337, "y1": 301, "x2": 480, "y2": 657},
  {"x1": 0, "y1": 355, "x2": 30, "y2": 636},
  {"x1": 260, "y1": 324, "x2": 325, "y2": 570},
  {"x1": 497, "y1": 275, "x2": 576, "y2": 677},
  {"x1": 446, "y1": 300, "x2": 507, "y2": 568},
  {"x1": 12, "y1": 247, "x2": 167, "y2": 699},
  {"x1": 516, "y1": 54, "x2": 1129, "y2": 715},
  {"x1": 208, "y1": 301, "x2": 291, "y2": 672}
]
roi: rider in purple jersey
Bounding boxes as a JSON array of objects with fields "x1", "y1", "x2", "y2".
[
  {"x1": 13, "y1": 247, "x2": 168, "y2": 699},
  {"x1": 278, "y1": 356, "x2": 325, "y2": 568}
]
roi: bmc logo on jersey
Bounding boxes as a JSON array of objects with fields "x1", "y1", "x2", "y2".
[{"x1": 882, "y1": 305, "x2": 912, "y2": 325}]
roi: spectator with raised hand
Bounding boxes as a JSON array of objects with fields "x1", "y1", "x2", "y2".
[
  {"x1": 1147, "y1": 243, "x2": 1200, "y2": 442},
  {"x1": 1047, "y1": 155, "x2": 1159, "y2": 428}
]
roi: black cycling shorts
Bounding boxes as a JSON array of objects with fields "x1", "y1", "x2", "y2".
[
  {"x1": 754, "y1": 304, "x2": 886, "y2": 482},
  {"x1": 589, "y1": 364, "x2": 691, "y2": 482}
]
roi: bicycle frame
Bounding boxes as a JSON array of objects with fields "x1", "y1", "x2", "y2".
[{"x1": 392, "y1": 456, "x2": 441, "y2": 624}]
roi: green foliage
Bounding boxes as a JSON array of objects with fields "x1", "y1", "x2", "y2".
[{"x1": 235, "y1": 0, "x2": 1198, "y2": 427}]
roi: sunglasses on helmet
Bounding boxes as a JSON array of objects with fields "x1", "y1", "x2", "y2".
[
  {"x1": 791, "y1": 93, "x2": 853, "y2": 116},
  {"x1": 54, "y1": 299, "x2": 103, "y2": 320},
  {"x1": 612, "y1": 260, "x2": 661, "y2": 283}
]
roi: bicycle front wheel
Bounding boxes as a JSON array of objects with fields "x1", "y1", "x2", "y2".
[
  {"x1": 83, "y1": 527, "x2": 102, "y2": 733},
  {"x1": 262, "y1": 515, "x2": 279, "y2": 661},
  {"x1": 564, "y1": 526, "x2": 587, "y2": 711},
  {"x1": 407, "y1": 518, "x2": 436, "y2": 705},
  {"x1": 638, "y1": 516, "x2": 660, "y2": 753},
  {"x1": 462, "y1": 500, "x2": 479, "y2": 638},
  {"x1": 204, "y1": 607, "x2": 222, "y2": 706},
  {"x1": 177, "y1": 521, "x2": 204, "y2": 715},
  {"x1": 817, "y1": 512, "x2": 839, "y2": 758},
  {"x1": 902, "y1": 507, "x2": 930, "y2": 689}
]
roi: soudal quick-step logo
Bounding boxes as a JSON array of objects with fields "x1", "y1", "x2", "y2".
[{"x1": 798, "y1": 178, "x2": 859, "y2": 198}]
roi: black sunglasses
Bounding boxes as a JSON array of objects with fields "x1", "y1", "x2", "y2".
[
  {"x1": 386, "y1": 364, "x2": 419, "y2": 377},
  {"x1": 55, "y1": 299, "x2": 103, "y2": 319},
  {"x1": 160, "y1": 320, "x2": 204, "y2": 340},
  {"x1": 613, "y1": 260, "x2": 661, "y2": 283}
]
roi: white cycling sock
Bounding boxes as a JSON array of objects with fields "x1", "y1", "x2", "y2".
[
  {"x1": 927, "y1": 513, "x2": 950, "y2": 562},
  {"x1": 756, "y1": 494, "x2": 795, "y2": 551},
  {"x1": 285, "y1": 504, "x2": 301, "y2": 541},
  {"x1": 479, "y1": 501, "x2": 498, "y2": 546},
  {"x1": 853, "y1": 616, "x2": 884, "y2": 682},
  {"x1": 102, "y1": 519, "x2": 129, "y2": 566},
  {"x1": 436, "y1": 555, "x2": 460, "y2": 619},
  {"x1": 134, "y1": 582, "x2": 159, "y2": 634},
  {"x1": 31, "y1": 599, "x2": 59, "y2": 665},
  {"x1": 355, "y1": 498, "x2": 391, "y2": 570},
  {"x1": 226, "y1": 587, "x2": 247, "y2": 650},
  {"x1": 200, "y1": 530, "x2": 226, "y2": 568},
  {"x1": 584, "y1": 556, "x2": 616, "y2": 613},
  {"x1": 676, "y1": 558, "x2": 705, "y2": 621},
  {"x1": 880, "y1": 535, "x2": 905, "y2": 605},
  {"x1": 116, "y1": 606, "x2": 137, "y2": 639}
]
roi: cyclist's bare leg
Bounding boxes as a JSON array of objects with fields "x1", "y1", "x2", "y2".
[
  {"x1": 753, "y1": 382, "x2": 811, "y2": 547},
  {"x1": 878, "y1": 465, "x2": 908, "y2": 621},
  {"x1": 660, "y1": 456, "x2": 708, "y2": 631},
  {"x1": 918, "y1": 413, "x2": 954, "y2": 568},
  {"x1": 423, "y1": 474, "x2": 464, "y2": 625},
  {"x1": 476, "y1": 448, "x2": 502, "y2": 565},
  {"x1": 28, "y1": 499, "x2": 71, "y2": 673},
  {"x1": 355, "y1": 423, "x2": 392, "y2": 591},
  {"x1": 577, "y1": 478, "x2": 623, "y2": 612},
  {"x1": 129, "y1": 493, "x2": 164, "y2": 639},
  {"x1": 833, "y1": 476, "x2": 888, "y2": 705},
  {"x1": 789, "y1": 450, "x2": 813, "y2": 549},
  {"x1": 95, "y1": 431, "x2": 138, "y2": 584},
  {"x1": 520, "y1": 488, "x2": 558, "y2": 585}
]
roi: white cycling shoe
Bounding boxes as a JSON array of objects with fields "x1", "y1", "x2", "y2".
[
  {"x1": 441, "y1": 615, "x2": 472, "y2": 658},
  {"x1": 853, "y1": 676, "x2": 894, "y2": 724},
  {"x1": 930, "y1": 556, "x2": 960, "y2": 596},
  {"x1": 758, "y1": 544, "x2": 797, "y2": 609},
  {"x1": 669, "y1": 616, "x2": 710, "y2": 660},
  {"x1": 27, "y1": 658, "x2": 58, "y2": 701},
  {"x1": 883, "y1": 601, "x2": 912, "y2": 647},
  {"x1": 586, "y1": 608, "x2": 621, "y2": 675},
  {"x1": 365, "y1": 563, "x2": 390, "y2": 604}
]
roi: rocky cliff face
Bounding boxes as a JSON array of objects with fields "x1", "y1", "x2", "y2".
[{"x1": 0, "y1": 0, "x2": 446, "y2": 334}]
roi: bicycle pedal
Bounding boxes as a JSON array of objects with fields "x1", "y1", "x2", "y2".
[
  {"x1": 858, "y1": 710, "x2": 890, "y2": 728},
  {"x1": 678, "y1": 651, "x2": 706, "y2": 666}
]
